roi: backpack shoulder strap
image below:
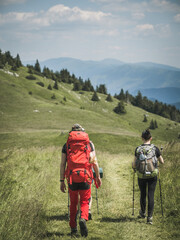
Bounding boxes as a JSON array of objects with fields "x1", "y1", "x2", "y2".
[{"x1": 136, "y1": 145, "x2": 144, "y2": 154}]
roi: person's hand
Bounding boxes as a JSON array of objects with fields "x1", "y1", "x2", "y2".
[
  {"x1": 60, "y1": 181, "x2": 66, "y2": 193},
  {"x1": 96, "y1": 176, "x2": 102, "y2": 188}
]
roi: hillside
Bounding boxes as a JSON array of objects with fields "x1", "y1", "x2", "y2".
[
  {"x1": 0, "y1": 66, "x2": 179, "y2": 142},
  {"x1": 0, "y1": 65, "x2": 180, "y2": 240}
]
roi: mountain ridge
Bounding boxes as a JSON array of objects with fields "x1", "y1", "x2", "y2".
[{"x1": 23, "y1": 57, "x2": 180, "y2": 107}]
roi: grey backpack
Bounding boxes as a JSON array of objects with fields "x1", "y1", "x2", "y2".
[{"x1": 136, "y1": 144, "x2": 158, "y2": 176}]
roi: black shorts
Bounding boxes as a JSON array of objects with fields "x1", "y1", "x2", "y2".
[{"x1": 69, "y1": 182, "x2": 90, "y2": 191}]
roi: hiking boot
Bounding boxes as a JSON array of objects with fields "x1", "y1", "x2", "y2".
[
  {"x1": 138, "y1": 210, "x2": 146, "y2": 218},
  {"x1": 88, "y1": 210, "x2": 92, "y2": 220},
  {"x1": 79, "y1": 218, "x2": 88, "y2": 237},
  {"x1": 71, "y1": 227, "x2": 77, "y2": 236},
  {"x1": 147, "y1": 216, "x2": 153, "y2": 225}
]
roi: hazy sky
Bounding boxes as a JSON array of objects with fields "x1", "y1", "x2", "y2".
[{"x1": 0, "y1": 0, "x2": 180, "y2": 68}]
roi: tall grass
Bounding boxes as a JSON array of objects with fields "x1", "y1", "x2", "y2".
[
  {"x1": 0, "y1": 147, "x2": 59, "y2": 240},
  {"x1": 155, "y1": 141, "x2": 180, "y2": 239},
  {"x1": 0, "y1": 139, "x2": 179, "y2": 239}
]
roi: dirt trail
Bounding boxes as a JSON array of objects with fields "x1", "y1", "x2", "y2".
[{"x1": 43, "y1": 151, "x2": 169, "y2": 239}]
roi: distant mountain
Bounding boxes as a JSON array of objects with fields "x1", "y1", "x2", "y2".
[
  {"x1": 172, "y1": 102, "x2": 180, "y2": 110},
  {"x1": 132, "y1": 87, "x2": 180, "y2": 110},
  {"x1": 23, "y1": 57, "x2": 180, "y2": 106}
]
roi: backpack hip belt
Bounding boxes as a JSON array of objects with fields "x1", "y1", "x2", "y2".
[{"x1": 68, "y1": 168, "x2": 92, "y2": 185}]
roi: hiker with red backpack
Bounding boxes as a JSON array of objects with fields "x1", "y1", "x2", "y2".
[
  {"x1": 132, "y1": 129, "x2": 164, "y2": 224},
  {"x1": 60, "y1": 124, "x2": 102, "y2": 237}
]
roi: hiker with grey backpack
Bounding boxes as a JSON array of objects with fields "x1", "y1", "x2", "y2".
[{"x1": 132, "y1": 129, "x2": 164, "y2": 224}]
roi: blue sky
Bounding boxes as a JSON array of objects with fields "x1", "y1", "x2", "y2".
[{"x1": 0, "y1": 0, "x2": 180, "y2": 68}]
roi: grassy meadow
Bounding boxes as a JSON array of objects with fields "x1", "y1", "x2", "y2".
[{"x1": 0, "y1": 66, "x2": 180, "y2": 239}]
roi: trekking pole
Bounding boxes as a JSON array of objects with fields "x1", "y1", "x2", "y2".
[
  {"x1": 96, "y1": 188, "x2": 99, "y2": 214},
  {"x1": 159, "y1": 146, "x2": 164, "y2": 217},
  {"x1": 132, "y1": 170, "x2": 135, "y2": 216},
  {"x1": 68, "y1": 191, "x2": 70, "y2": 220}
]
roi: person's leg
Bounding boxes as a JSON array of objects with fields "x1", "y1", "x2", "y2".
[
  {"x1": 79, "y1": 186, "x2": 91, "y2": 221},
  {"x1": 69, "y1": 188, "x2": 79, "y2": 229},
  {"x1": 147, "y1": 176, "x2": 157, "y2": 218},
  {"x1": 78, "y1": 183, "x2": 91, "y2": 237},
  {"x1": 88, "y1": 196, "x2": 92, "y2": 220},
  {"x1": 138, "y1": 178, "x2": 147, "y2": 215}
]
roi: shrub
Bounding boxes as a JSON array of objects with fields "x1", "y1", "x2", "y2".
[
  {"x1": 53, "y1": 80, "x2": 58, "y2": 90},
  {"x1": 26, "y1": 75, "x2": 36, "y2": 80},
  {"x1": 11, "y1": 65, "x2": 18, "y2": 71},
  {"x1": 51, "y1": 94, "x2": 56, "y2": 99},
  {"x1": 36, "y1": 82, "x2": 44, "y2": 87}
]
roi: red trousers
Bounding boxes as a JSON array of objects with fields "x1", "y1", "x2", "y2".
[{"x1": 69, "y1": 184, "x2": 91, "y2": 228}]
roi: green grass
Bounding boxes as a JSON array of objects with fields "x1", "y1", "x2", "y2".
[
  {"x1": 0, "y1": 67, "x2": 180, "y2": 140},
  {"x1": 0, "y1": 66, "x2": 180, "y2": 239},
  {"x1": 0, "y1": 145, "x2": 179, "y2": 240}
]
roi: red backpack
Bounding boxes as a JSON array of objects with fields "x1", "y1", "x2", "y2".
[{"x1": 65, "y1": 131, "x2": 93, "y2": 185}]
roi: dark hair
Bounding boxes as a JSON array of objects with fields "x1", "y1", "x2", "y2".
[{"x1": 141, "y1": 129, "x2": 151, "y2": 140}]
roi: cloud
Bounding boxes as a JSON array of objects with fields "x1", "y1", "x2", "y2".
[
  {"x1": 93, "y1": 29, "x2": 119, "y2": 36},
  {"x1": 47, "y1": 4, "x2": 111, "y2": 22},
  {"x1": 0, "y1": 12, "x2": 37, "y2": 25},
  {"x1": 133, "y1": 23, "x2": 171, "y2": 38},
  {"x1": 0, "y1": 0, "x2": 26, "y2": 5},
  {"x1": 174, "y1": 13, "x2": 180, "y2": 22},
  {"x1": 109, "y1": 45, "x2": 123, "y2": 51},
  {"x1": 132, "y1": 12, "x2": 145, "y2": 20},
  {"x1": 90, "y1": 0, "x2": 125, "y2": 2},
  {"x1": 0, "y1": 4, "x2": 111, "y2": 28},
  {"x1": 135, "y1": 24, "x2": 154, "y2": 31},
  {"x1": 151, "y1": 0, "x2": 179, "y2": 11},
  {"x1": 95, "y1": 0, "x2": 180, "y2": 14}
]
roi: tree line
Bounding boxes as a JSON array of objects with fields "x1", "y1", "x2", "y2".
[
  {"x1": 114, "y1": 89, "x2": 180, "y2": 122},
  {"x1": 1, "y1": 50, "x2": 179, "y2": 122},
  {"x1": 0, "y1": 49, "x2": 22, "y2": 70}
]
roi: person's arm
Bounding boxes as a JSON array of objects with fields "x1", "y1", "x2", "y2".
[
  {"x1": 158, "y1": 155, "x2": 164, "y2": 164},
  {"x1": 93, "y1": 161, "x2": 102, "y2": 187},
  {"x1": 156, "y1": 146, "x2": 164, "y2": 164},
  {"x1": 89, "y1": 143, "x2": 102, "y2": 187},
  {"x1": 60, "y1": 152, "x2": 67, "y2": 193}
]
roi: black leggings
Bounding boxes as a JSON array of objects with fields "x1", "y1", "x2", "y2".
[{"x1": 138, "y1": 176, "x2": 157, "y2": 217}]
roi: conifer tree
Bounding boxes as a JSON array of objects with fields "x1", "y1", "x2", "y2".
[
  {"x1": 34, "y1": 59, "x2": 41, "y2": 73},
  {"x1": 91, "y1": 91, "x2": 100, "y2": 101},
  {"x1": 96, "y1": 84, "x2": 107, "y2": 94},
  {"x1": 47, "y1": 84, "x2": 52, "y2": 90},
  {"x1": 149, "y1": 119, "x2": 155, "y2": 129},
  {"x1": 135, "y1": 91, "x2": 143, "y2": 107},
  {"x1": 117, "y1": 89, "x2": 126, "y2": 101},
  {"x1": 73, "y1": 81, "x2": 81, "y2": 91},
  {"x1": 106, "y1": 94, "x2": 113, "y2": 102},
  {"x1": 53, "y1": 80, "x2": 58, "y2": 90},
  {"x1": 143, "y1": 114, "x2": 148, "y2": 122},
  {"x1": 113, "y1": 101, "x2": 126, "y2": 114},
  {"x1": 15, "y1": 54, "x2": 22, "y2": 68}
]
